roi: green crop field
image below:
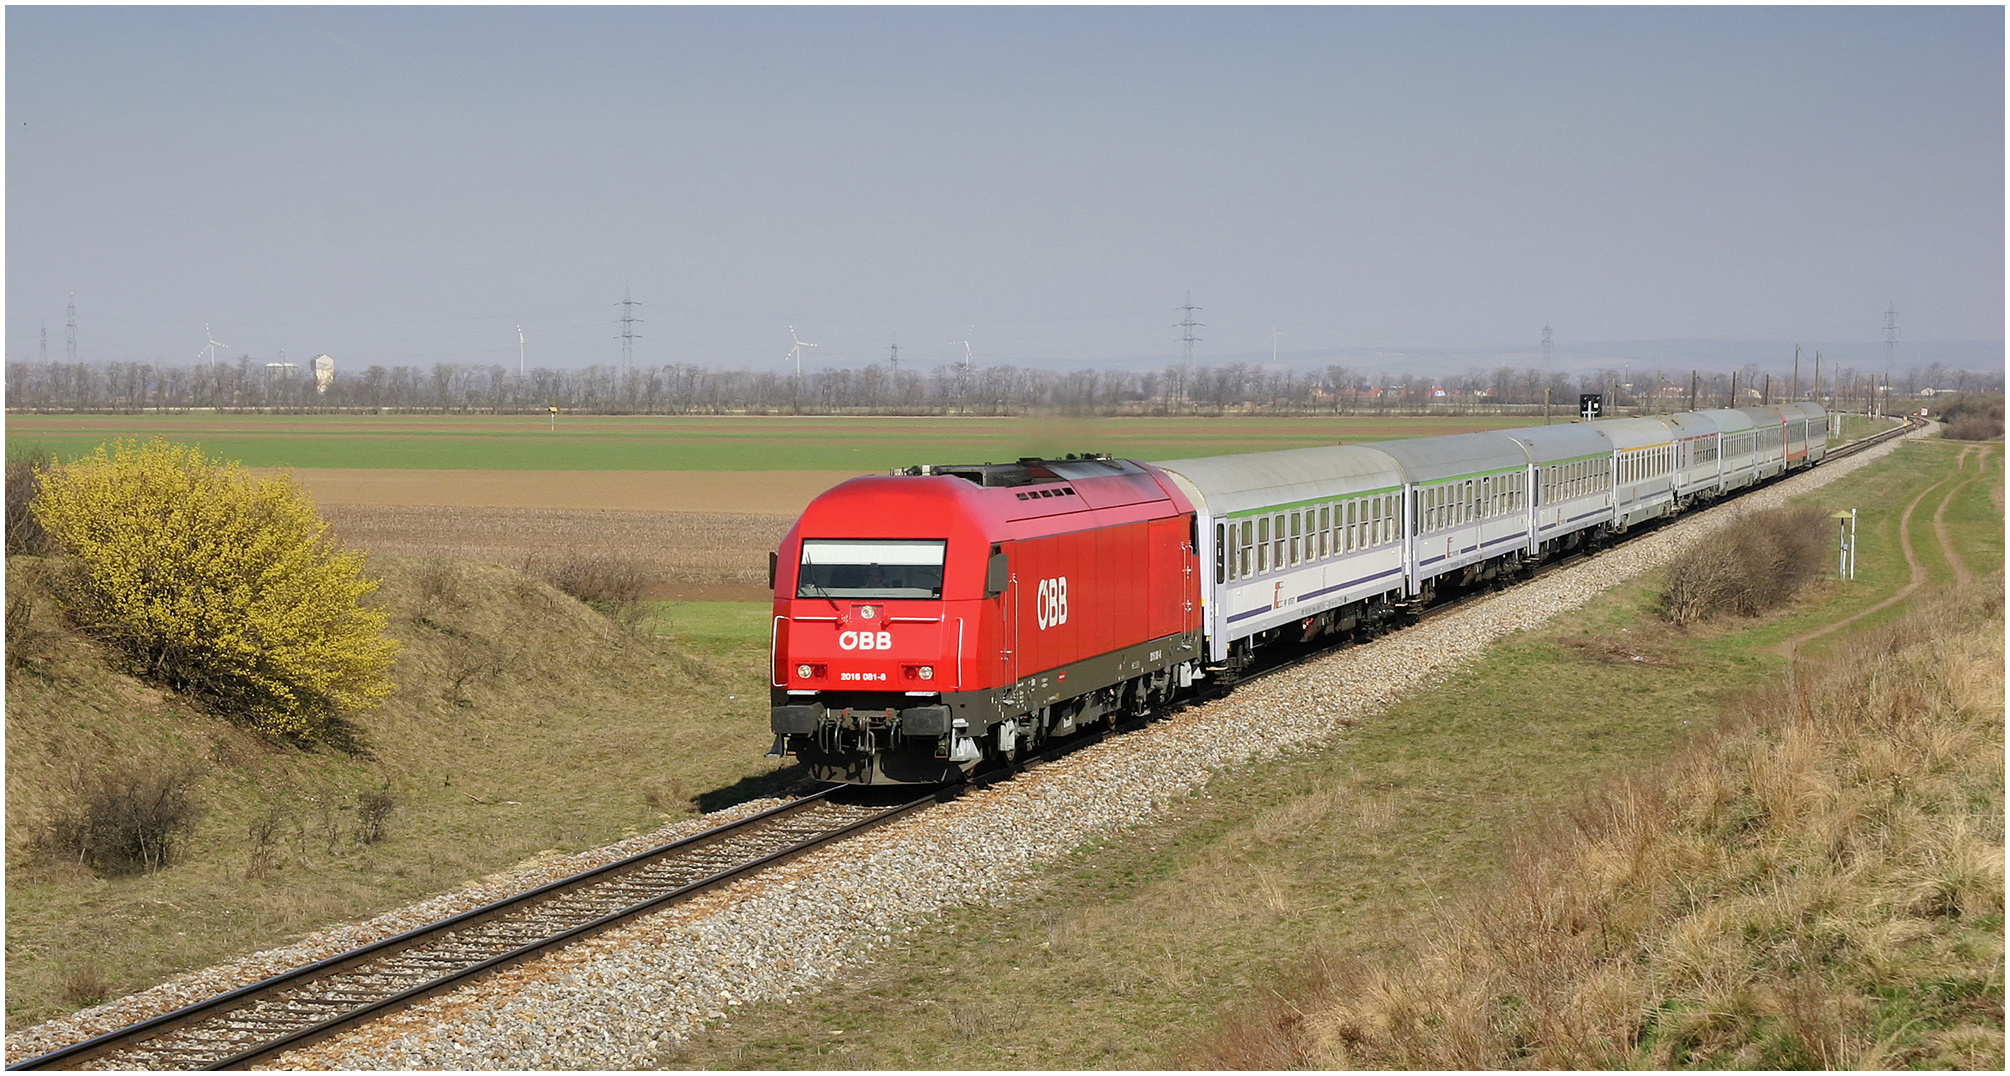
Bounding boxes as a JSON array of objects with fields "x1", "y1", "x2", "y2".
[{"x1": 4, "y1": 413, "x2": 1539, "y2": 471}]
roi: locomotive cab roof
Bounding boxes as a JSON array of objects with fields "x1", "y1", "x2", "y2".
[{"x1": 889, "y1": 454, "x2": 1141, "y2": 488}]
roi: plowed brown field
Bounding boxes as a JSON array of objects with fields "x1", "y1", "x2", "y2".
[
  {"x1": 280, "y1": 468, "x2": 863, "y2": 514},
  {"x1": 298, "y1": 469, "x2": 850, "y2": 602}
]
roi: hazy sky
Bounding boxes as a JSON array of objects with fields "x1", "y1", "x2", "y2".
[{"x1": 6, "y1": 5, "x2": 2003, "y2": 374}]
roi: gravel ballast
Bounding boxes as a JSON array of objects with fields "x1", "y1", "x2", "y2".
[{"x1": 7, "y1": 431, "x2": 1917, "y2": 1069}]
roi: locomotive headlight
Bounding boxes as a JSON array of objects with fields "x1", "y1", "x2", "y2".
[
  {"x1": 918, "y1": 665, "x2": 934, "y2": 680},
  {"x1": 796, "y1": 663, "x2": 813, "y2": 679}
]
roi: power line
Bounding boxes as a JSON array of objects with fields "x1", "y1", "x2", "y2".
[
  {"x1": 1883, "y1": 302, "x2": 1898, "y2": 417},
  {"x1": 1177, "y1": 290, "x2": 1203, "y2": 363},
  {"x1": 617, "y1": 287, "x2": 644, "y2": 375}
]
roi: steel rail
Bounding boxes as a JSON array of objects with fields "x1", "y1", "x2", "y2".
[{"x1": 9, "y1": 786, "x2": 939, "y2": 1071}]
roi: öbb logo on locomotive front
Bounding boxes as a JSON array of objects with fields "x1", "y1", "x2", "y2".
[{"x1": 837, "y1": 630, "x2": 894, "y2": 650}]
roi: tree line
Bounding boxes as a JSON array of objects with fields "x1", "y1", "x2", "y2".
[{"x1": 6, "y1": 356, "x2": 1997, "y2": 416}]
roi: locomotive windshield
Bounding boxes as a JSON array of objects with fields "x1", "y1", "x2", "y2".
[{"x1": 797, "y1": 539, "x2": 948, "y2": 599}]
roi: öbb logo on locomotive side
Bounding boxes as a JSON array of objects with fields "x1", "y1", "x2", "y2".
[
  {"x1": 1035, "y1": 576, "x2": 1069, "y2": 630},
  {"x1": 838, "y1": 630, "x2": 894, "y2": 650}
]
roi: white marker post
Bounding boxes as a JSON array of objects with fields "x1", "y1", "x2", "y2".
[
  {"x1": 549, "y1": 405, "x2": 558, "y2": 432},
  {"x1": 1832, "y1": 508, "x2": 1857, "y2": 580}
]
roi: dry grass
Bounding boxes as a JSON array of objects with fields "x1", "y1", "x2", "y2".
[
  {"x1": 1662, "y1": 505, "x2": 1832, "y2": 626},
  {"x1": 1195, "y1": 585, "x2": 2005, "y2": 1070}
]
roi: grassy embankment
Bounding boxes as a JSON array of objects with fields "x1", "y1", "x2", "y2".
[
  {"x1": 3, "y1": 413, "x2": 1538, "y2": 472},
  {"x1": 3, "y1": 562, "x2": 790, "y2": 1029},
  {"x1": 659, "y1": 438, "x2": 2001, "y2": 1069}
]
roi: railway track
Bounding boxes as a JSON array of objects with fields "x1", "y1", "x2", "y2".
[
  {"x1": 8, "y1": 789, "x2": 935, "y2": 1071},
  {"x1": 14, "y1": 418, "x2": 1918, "y2": 1072}
]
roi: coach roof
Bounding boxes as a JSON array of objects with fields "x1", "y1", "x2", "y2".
[
  {"x1": 1492, "y1": 422, "x2": 1611, "y2": 464},
  {"x1": 1370, "y1": 431, "x2": 1529, "y2": 483},
  {"x1": 1150, "y1": 445, "x2": 1405, "y2": 518}
]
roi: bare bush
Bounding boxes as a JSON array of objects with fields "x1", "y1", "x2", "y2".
[
  {"x1": 1662, "y1": 505, "x2": 1831, "y2": 626},
  {"x1": 354, "y1": 787, "x2": 396, "y2": 845},
  {"x1": 7, "y1": 579, "x2": 42, "y2": 670},
  {"x1": 245, "y1": 808, "x2": 286, "y2": 879},
  {"x1": 1936, "y1": 394, "x2": 2004, "y2": 441},
  {"x1": 408, "y1": 557, "x2": 468, "y2": 625},
  {"x1": 41, "y1": 761, "x2": 204, "y2": 877},
  {"x1": 521, "y1": 548, "x2": 654, "y2": 629},
  {"x1": 59, "y1": 966, "x2": 113, "y2": 1010},
  {"x1": 5, "y1": 446, "x2": 58, "y2": 557}
]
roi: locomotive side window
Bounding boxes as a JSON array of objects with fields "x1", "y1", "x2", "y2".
[{"x1": 798, "y1": 539, "x2": 947, "y2": 600}]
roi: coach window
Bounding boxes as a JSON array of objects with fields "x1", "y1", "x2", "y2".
[
  {"x1": 1289, "y1": 512, "x2": 1301, "y2": 566},
  {"x1": 1256, "y1": 517, "x2": 1269, "y2": 573},
  {"x1": 1238, "y1": 520, "x2": 1253, "y2": 577}
]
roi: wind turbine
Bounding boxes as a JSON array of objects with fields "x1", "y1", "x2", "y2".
[
  {"x1": 785, "y1": 325, "x2": 819, "y2": 381},
  {"x1": 1271, "y1": 326, "x2": 1282, "y2": 365},
  {"x1": 198, "y1": 324, "x2": 229, "y2": 366}
]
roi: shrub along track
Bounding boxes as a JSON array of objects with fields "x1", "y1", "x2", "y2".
[{"x1": 7, "y1": 420, "x2": 1922, "y2": 1070}]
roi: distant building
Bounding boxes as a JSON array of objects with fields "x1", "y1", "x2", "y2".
[
  {"x1": 264, "y1": 361, "x2": 299, "y2": 382},
  {"x1": 313, "y1": 354, "x2": 336, "y2": 394}
]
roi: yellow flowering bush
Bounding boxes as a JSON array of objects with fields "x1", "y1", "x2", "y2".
[{"x1": 31, "y1": 439, "x2": 397, "y2": 744}]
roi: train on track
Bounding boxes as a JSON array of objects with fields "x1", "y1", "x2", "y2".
[{"x1": 768, "y1": 403, "x2": 1831, "y2": 784}]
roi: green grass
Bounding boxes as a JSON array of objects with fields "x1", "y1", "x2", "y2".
[
  {"x1": 656, "y1": 436, "x2": 2003, "y2": 1069},
  {"x1": 4, "y1": 413, "x2": 1539, "y2": 471},
  {"x1": 647, "y1": 601, "x2": 773, "y2": 660}
]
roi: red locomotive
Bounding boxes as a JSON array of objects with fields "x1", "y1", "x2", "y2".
[{"x1": 769, "y1": 455, "x2": 1203, "y2": 783}]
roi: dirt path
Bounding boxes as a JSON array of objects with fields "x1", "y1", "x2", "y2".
[
  {"x1": 1932, "y1": 445, "x2": 1990, "y2": 588},
  {"x1": 1774, "y1": 449, "x2": 1959, "y2": 660}
]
